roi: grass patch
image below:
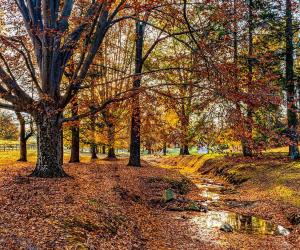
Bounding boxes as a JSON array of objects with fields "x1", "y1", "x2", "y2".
[
  {"x1": 200, "y1": 155, "x2": 300, "y2": 208},
  {"x1": 158, "y1": 154, "x2": 220, "y2": 174}
]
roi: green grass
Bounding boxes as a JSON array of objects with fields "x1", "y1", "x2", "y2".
[{"x1": 200, "y1": 155, "x2": 300, "y2": 207}]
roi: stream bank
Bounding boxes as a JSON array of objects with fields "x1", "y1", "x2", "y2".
[{"x1": 146, "y1": 155, "x2": 300, "y2": 249}]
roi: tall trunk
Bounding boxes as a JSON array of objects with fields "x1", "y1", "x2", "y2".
[
  {"x1": 16, "y1": 112, "x2": 27, "y2": 162},
  {"x1": 233, "y1": 0, "x2": 238, "y2": 65},
  {"x1": 70, "y1": 125, "x2": 80, "y2": 162},
  {"x1": 90, "y1": 114, "x2": 98, "y2": 160},
  {"x1": 90, "y1": 77, "x2": 98, "y2": 160},
  {"x1": 128, "y1": 96, "x2": 141, "y2": 166},
  {"x1": 128, "y1": 20, "x2": 145, "y2": 167},
  {"x1": 107, "y1": 147, "x2": 116, "y2": 159},
  {"x1": 69, "y1": 101, "x2": 80, "y2": 163},
  {"x1": 233, "y1": 0, "x2": 245, "y2": 155},
  {"x1": 179, "y1": 104, "x2": 190, "y2": 156},
  {"x1": 163, "y1": 142, "x2": 167, "y2": 156},
  {"x1": 107, "y1": 124, "x2": 116, "y2": 159},
  {"x1": 102, "y1": 109, "x2": 116, "y2": 159},
  {"x1": 102, "y1": 145, "x2": 106, "y2": 154},
  {"x1": 60, "y1": 129, "x2": 64, "y2": 165},
  {"x1": 286, "y1": 0, "x2": 299, "y2": 158},
  {"x1": 180, "y1": 144, "x2": 190, "y2": 155},
  {"x1": 242, "y1": 0, "x2": 254, "y2": 157},
  {"x1": 30, "y1": 112, "x2": 67, "y2": 178}
]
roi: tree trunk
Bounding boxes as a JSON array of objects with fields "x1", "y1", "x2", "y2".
[
  {"x1": 16, "y1": 112, "x2": 27, "y2": 162},
  {"x1": 242, "y1": 0, "x2": 254, "y2": 157},
  {"x1": 70, "y1": 125, "x2": 80, "y2": 162},
  {"x1": 128, "y1": 102, "x2": 141, "y2": 166},
  {"x1": 107, "y1": 124, "x2": 116, "y2": 159},
  {"x1": 242, "y1": 139, "x2": 252, "y2": 157},
  {"x1": 60, "y1": 129, "x2": 64, "y2": 165},
  {"x1": 179, "y1": 112, "x2": 190, "y2": 156},
  {"x1": 69, "y1": 100, "x2": 80, "y2": 163},
  {"x1": 107, "y1": 147, "x2": 116, "y2": 159},
  {"x1": 102, "y1": 109, "x2": 116, "y2": 160},
  {"x1": 90, "y1": 113, "x2": 98, "y2": 160},
  {"x1": 163, "y1": 142, "x2": 167, "y2": 156},
  {"x1": 286, "y1": 0, "x2": 299, "y2": 158},
  {"x1": 91, "y1": 144, "x2": 98, "y2": 159},
  {"x1": 128, "y1": 20, "x2": 145, "y2": 167},
  {"x1": 30, "y1": 113, "x2": 67, "y2": 178},
  {"x1": 102, "y1": 145, "x2": 106, "y2": 154},
  {"x1": 180, "y1": 145, "x2": 190, "y2": 155},
  {"x1": 233, "y1": 0, "x2": 249, "y2": 157}
]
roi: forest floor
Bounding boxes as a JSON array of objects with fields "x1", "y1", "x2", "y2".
[{"x1": 0, "y1": 152, "x2": 299, "y2": 249}]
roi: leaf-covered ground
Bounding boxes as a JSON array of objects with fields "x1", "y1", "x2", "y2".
[
  {"x1": 0, "y1": 152, "x2": 299, "y2": 249},
  {"x1": 0, "y1": 153, "x2": 222, "y2": 250}
]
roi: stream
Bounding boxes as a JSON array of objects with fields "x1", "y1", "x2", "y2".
[
  {"x1": 189, "y1": 175, "x2": 291, "y2": 236},
  {"x1": 174, "y1": 174, "x2": 295, "y2": 249},
  {"x1": 145, "y1": 157, "x2": 294, "y2": 248}
]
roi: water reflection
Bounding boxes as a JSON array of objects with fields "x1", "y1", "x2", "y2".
[
  {"x1": 189, "y1": 176, "x2": 291, "y2": 236},
  {"x1": 191, "y1": 211, "x2": 290, "y2": 236},
  {"x1": 194, "y1": 182, "x2": 223, "y2": 202}
]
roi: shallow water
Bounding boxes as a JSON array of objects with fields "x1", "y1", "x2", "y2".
[
  {"x1": 195, "y1": 183, "x2": 222, "y2": 201},
  {"x1": 189, "y1": 176, "x2": 290, "y2": 236},
  {"x1": 191, "y1": 211, "x2": 290, "y2": 236}
]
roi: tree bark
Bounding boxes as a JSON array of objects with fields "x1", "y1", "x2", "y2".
[
  {"x1": 128, "y1": 20, "x2": 145, "y2": 167},
  {"x1": 60, "y1": 129, "x2": 64, "y2": 166},
  {"x1": 30, "y1": 113, "x2": 67, "y2": 178},
  {"x1": 90, "y1": 78, "x2": 98, "y2": 160},
  {"x1": 90, "y1": 114, "x2": 98, "y2": 160},
  {"x1": 70, "y1": 125, "x2": 80, "y2": 163},
  {"x1": 107, "y1": 147, "x2": 116, "y2": 159},
  {"x1": 16, "y1": 112, "x2": 27, "y2": 162},
  {"x1": 107, "y1": 124, "x2": 116, "y2": 159},
  {"x1": 242, "y1": 0, "x2": 254, "y2": 157},
  {"x1": 163, "y1": 142, "x2": 167, "y2": 156},
  {"x1": 102, "y1": 109, "x2": 116, "y2": 159},
  {"x1": 180, "y1": 145, "x2": 190, "y2": 155},
  {"x1": 179, "y1": 108, "x2": 190, "y2": 156},
  {"x1": 69, "y1": 101, "x2": 80, "y2": 163},
  {"x1": 286, "y1": 0, "x2": 299, "y2": 158},
  {"x1": 128, "y1": 100, "x2": 141, "y2": 166}
]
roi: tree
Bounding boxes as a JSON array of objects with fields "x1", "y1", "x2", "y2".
[
  {"x1": 0, "y1": 0, "x2": 139, "y2": 177},
  {"x1": 128, "y1": 19, "x2": 146, "y2": 167},
  {"x1": 241, "y1": 0, "x2": 255, "y2": 157},
  {"x1": 0, "y1": 112, "x2": 18, "y2": 140},
  {"x1": 285, "y1": 0, "x2": 299, "y2": 157}
]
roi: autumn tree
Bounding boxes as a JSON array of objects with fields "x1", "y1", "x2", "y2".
[
  {"x1": 0, "y1": 111, "x2": 18, "y2": 140},
  {"x1": 0, "y1": 0, "x2": 154, "y2": 177},
  {"x1": 285, "y1": 0, "x2": 299, "y2": 157}
]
